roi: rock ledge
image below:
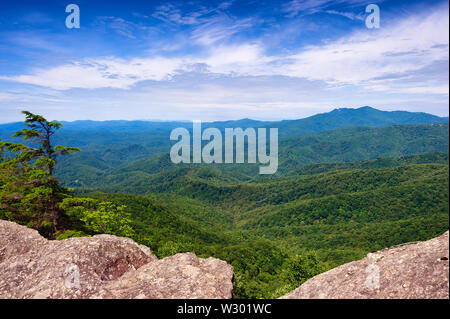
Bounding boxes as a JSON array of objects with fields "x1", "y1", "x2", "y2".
[
  {"x1": 0, "y1": 220, "x2": 234, "y2": 299},
  {"x1": 281, "y1": 231, "x2": 449, "y2": 299}
]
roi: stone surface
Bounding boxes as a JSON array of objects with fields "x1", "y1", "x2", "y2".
[
  {"x1": 0, "y1": 220, "x2": 234, "y2": 299},
  {"x1": 99, "y1": 253, "x2": 234, "y2": 299},
  {"x1": 0, "y1": 219, "x2": 47, "y2": 262},
  {"x1": 281, "y1": 231, "x2": 449, "y2": 299}
]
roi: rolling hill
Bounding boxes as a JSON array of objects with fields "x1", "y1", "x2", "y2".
[
  {"x1": 1, "y1": 106, "x2": 448, "y2": 299},
  {"x1": 56, "y1": 123, "x2": 449, "y2": 187},
  {"x1": 74, "y1": 156, "x2": 449, "y2": 298}
]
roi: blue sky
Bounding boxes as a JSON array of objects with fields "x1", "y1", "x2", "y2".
[{"x1": 0, "y1": 0, "x2": 448, "y2": 122}]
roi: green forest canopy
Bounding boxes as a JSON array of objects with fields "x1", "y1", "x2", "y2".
[{"x1": 0, "y1": 110, "x2": 448, "y2": 298}]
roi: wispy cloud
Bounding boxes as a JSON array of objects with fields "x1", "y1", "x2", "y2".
[
  {"x1": 151, "y1": 1, "x2": 251, "y2": 46},
  {"x1": 282, "y1": 0, "x2": 377, "y2": 17},
  {"x1": 281, "y1": 5, "x2": 448, "y2": 91},
  {"x1": 282, "y1": 0, "x2": 331, "y2": 17},
  {"x1": 2, "y1": 5, "x2": 447, "y2": 94},
  {"x1": 325, "y1": 10, "x2": 365, "y2": 20},
  {"x1": 0, "y1": 57, "x2": 184, "y2": 90},
  {"x1": 0, "y1": 42, "x2": 268, "y2": 90},
  {"x1": 152, "y1": 2, "x2": 234, "y2": 25},
  {"x1": 94, "y1": 16, "x2": 139, "y2": 39},
  {"x1": 191, "y1": 15, "x2": 254, "y2": 45},
  {"x1": 152, "y1": 3, "x2": 204, "y2": 25}
]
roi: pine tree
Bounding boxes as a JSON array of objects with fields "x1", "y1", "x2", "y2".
[{"x1": 0, "y1": 111, "x2": 80, "y2": 235}]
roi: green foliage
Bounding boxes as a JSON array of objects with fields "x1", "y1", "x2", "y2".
[
  {"x1": 0, "y1": 142, "x2": 67, "y2": 236},
  {"x1": 79, "y1": 202, "x2": 134, "y2": 237},
  {"x1": 1, "y1": 110, "x2": 449, "y2": 299},
  {"x1": 54, "y1": 124, "x2": 449, "y2": 188},
  {"x1": 12, "y1": 111, "x2": 80, "y2": 174},
  {"x1": 157, "y1": 241, "x2": 181, "y2": 257},
  {"x1": 0, "y1": 111, "x2": 81, "y2": 236},
  {"x1": 0, "y1": 112, "x2": 125, "y2": 241},
  {"x1": 73, "y1": 160, "x2": 448, "y2": 298},
  {"x1": 55, "y1": 229, "x2": 88, "y2": 240},
  {"x1": 60, "y1": 198, "x2": 134, "y2": 237},
  {"x1": 284, "y1": 252, "x2": 328, "y2": 288}
]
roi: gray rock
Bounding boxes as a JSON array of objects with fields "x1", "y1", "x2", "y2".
[
  {"x1": 0, "y1": 219, "x2": 47, "y2": 262},
  {"x1": 281, "y1": 231, "x2": 449, "y2": 299},
  {"x1": 100, "y1": 253, "x2": 234, "y2": 299},
  {"x1": 0, "y1": 220, "x2": 234, "y2": 299}
]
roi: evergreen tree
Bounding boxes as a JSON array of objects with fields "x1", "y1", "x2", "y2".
[{"x1": 0, "y1": 111, "x2": 80, "y2": 235}]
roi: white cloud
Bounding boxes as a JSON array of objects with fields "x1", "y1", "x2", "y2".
[
  {"x1": 204, "y1": 44, "x2": 273, "y2": 74},
  {"x1": 152, "y1": 3, "x2": 204, "y2": 25},
  {"x1": 152, "y1": 2, "x2": 234, "y2": 26},
  {"x1": 324, "y1": 10, "x2": 365, "y2": 21},
  {"x1": 1, "y1": 5, "x2": 448, "y2": 96},
  {"x1": 282, "y1": 0, "x2": 370, "y2": 17},
  {"x1": 281, "y1": 7, "x2": 449, "y2": 88},
  {"x1": 282, "y1": 0, "x2": 331, "y2": 17},
  {"x1": 190, "y1": 15, "x2": 253, "y2": 45},
  {"x1": 0, "y1": 44, "x2": 268, "y2": 90},
  {"x1": 1, "y1": 57, "x2": 184, "y2": 90},
  {"x1": 95, "y1": 16, "x2": 137, "y2": 39},
  {"x1": 396, "y1": 85, "x2": 449, "y2": 95}
]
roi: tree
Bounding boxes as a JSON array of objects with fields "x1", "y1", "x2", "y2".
[
  {"x1": 285, "y1": 252, "x2": 328, "y2": 288},
  {"x1": 12, "y1": 111, "x2": 80, "y2": 175},
  {"x1": 0, "y1": 142, "x2": 33, "y2": 224},
  {"x1": 0, "y1": 111, "x2": 80, "y2": 235},
  {"x1": 60, "y1": 198, "x2": 134, "y2": 238}
]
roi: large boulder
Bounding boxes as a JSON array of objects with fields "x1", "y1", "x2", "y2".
[
  {"x1": 281, "y1": 231, "x2": 449, "y2": 299},
  {"x1": 99, "y1": 253, "x2": 234, "y2": 299},
  {"x1": 0, "y1": 220, "x2": 234, "y2": 299}
]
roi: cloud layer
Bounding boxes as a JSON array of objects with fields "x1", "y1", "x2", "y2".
[
  {"x1": 0, "y1": 0, "x2": 448, "y2": 122},
  {"x1": 2, "y1": 5, "x2": 448, "y2": 93}
]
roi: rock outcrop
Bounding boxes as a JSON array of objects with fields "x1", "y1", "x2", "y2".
[
  {"x1": 281, "y1": 231, "x2": 449, "y2": 299},
  {"x1": 0, "y1": 220, "x2": 234, "y2": 299}
]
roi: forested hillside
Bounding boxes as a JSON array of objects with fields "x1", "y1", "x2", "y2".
[
  {"x1": 73, "y1": 159, "x2": 448, "y2": 298},
  {"x1": 1, "y1": 108, "x2": 448, "y2": 298},
  {"x1": 56, "y1": 123, "x2": 449, "y2": 187},
  {"x1": 1, "y1": 106, "x2": 447, "y2": 184}
]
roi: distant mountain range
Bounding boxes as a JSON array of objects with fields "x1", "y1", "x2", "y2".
[
  {"x1": 2, "y1": 106, "x2": 448, "y2": 185},
  {"x1": 1, "y1": 106, "x2": 448, "y2": 138}
]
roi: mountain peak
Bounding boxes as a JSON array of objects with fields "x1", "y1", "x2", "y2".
[
  {"x1": 331, "y1": 106, "x2": 376, "y2": 112},
  {"x1": 359, "y1": 106, "x2": 376, "y2": 110}
]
